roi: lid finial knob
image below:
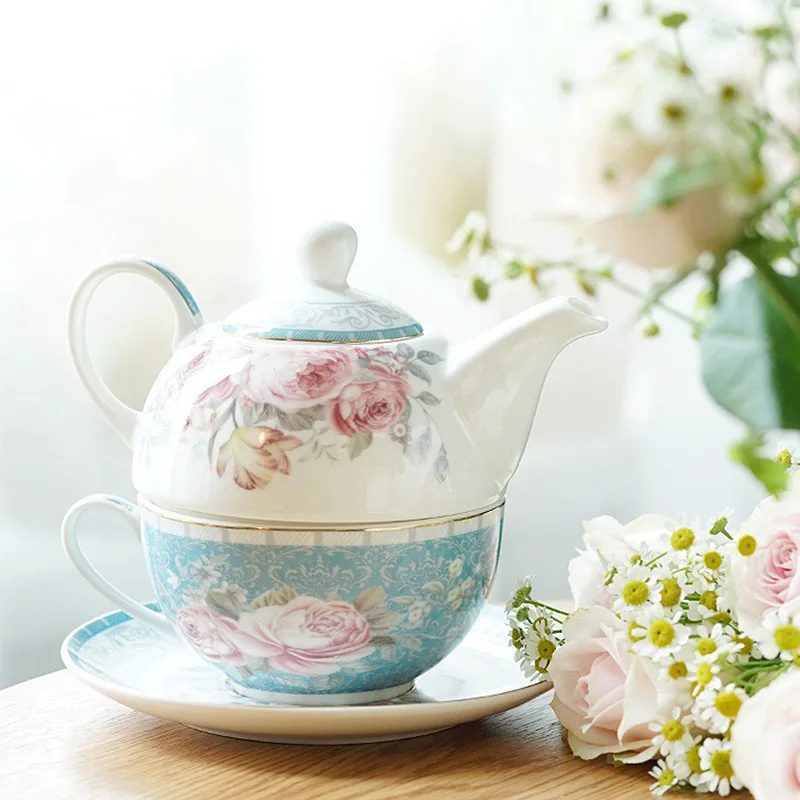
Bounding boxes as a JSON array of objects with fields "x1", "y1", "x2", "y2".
[{"x1": 300, "y1": 221, "x2": 358, "y2": 289}]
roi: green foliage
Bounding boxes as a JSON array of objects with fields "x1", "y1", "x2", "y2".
[
  {"x1": 729, "y1": 432, "x2": 789, "y2": 496},
  {"x1": 700, "y1": 275, "x2": 800, "y2": 429},
  {"x1": 504, "y1": 260, "x2": 524, "y2": 279},
  {"x1": 634, "y1": 153, "x2": 718, "y2": 215},
  {"x1": 471, "y1": 276, "x2": 490, "y2": 301},
  {"x1": 660, "y1": 11, "x2": 688, "y2": 28}
]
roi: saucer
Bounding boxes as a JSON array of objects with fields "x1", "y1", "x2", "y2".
[{"x1": 61, "y1": 604, "x2": 550, "y2": 744}]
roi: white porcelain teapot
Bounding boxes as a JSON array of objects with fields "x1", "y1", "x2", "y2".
[
  {"x1": 62, "y1": 221, "x2": 607, "y2": 705},
  {"x1": 69, "y1": 221, "x2": 607, "y2": 525}
]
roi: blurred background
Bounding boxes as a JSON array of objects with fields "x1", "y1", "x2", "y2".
[{"x1": 0, "y1": 0, "x2": 766, "y2": 687}]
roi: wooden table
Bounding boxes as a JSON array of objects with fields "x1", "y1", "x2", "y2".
[{"x1": 0, "y1": 671, "x2": 672, "y2": 799}]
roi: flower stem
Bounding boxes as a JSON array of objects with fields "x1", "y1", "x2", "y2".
[{"x1": 534, "y1": 601, "x2": 569, "y2": 617}]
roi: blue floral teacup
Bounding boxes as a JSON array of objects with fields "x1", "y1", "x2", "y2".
[{"x1": 63, "y1": 496, "x2": 503, "y2": 705}]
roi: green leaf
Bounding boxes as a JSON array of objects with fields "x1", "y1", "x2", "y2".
[
  {"x1": 729, "y1": 432, "x2": 789, "y2": 496},
  {"x1": 660, "y1": 11, "x2": 688, "y2": 28},
  {"x1": 471, "y1": 276, "x2": 490, "y2": 301},
  {"x1": 415, "y1": 391, "x2": 441, "y2": 406},
  {"x1": 634, "y1": 153, "x2": 718, "y2": 215},
  {"x1": 504, "y1": 260, "x2": 524, "y2": 280},
  {"x1": 597, "y1": 2, "x2": 611, "y2": 20},
  {"x1": 700, "y1": 275, "x2": 800, "y2": 429},
  {"x1": 407, "y1": 361, "x2": 431, "y2": 384},
  {"x1": 346, "y1": 431, "x2": 373, "y2": 459},
  {"x1": 752, "y1": 25, "x2": 783, "y2": 40},
  {"x1": 416, "y1": 349, "x2": 443, "y2": 365}
]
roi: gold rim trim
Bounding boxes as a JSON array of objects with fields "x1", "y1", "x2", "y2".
[
  {"x1": 138, "y1": 497, "x2": 505, "y2": 533},
  {"x1": 219, "y1": 328, "x2": 424, "y2": 345}
]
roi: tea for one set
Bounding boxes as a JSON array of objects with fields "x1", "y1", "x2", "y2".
[{"x1": 61, "y1": 221, "x2": 606, "y2": 743}]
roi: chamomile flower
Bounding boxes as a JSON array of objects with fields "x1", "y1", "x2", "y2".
[
  {"x1": 693, "y1": 537, "x2": 726, "y2": 576},
  {"x1": 691, "y1": 623, "x2": 736, "y2": 660},
  {"x1": 707, "y1": 508, "x2": 734, "y2": 537},
  {"x1": 686, "y1": 589, "x2": 721, "y2": 622},
  {"x1": 756, "y1": 607, "x2": 800, "y2": 660},
  {"x1": 693, "y1": 683, "x2": 747, "y2": 734},
  {"x1": 511, "y1": 615, "x2": 557, "y2": 679},
  {"x1": 697, "y1": 738, "x2": 743, "y2": 796},
  {"x1": 631, "y1": 608, "x2": 691, "y2": 663},
  {"x1": 649, "y1": 708, "x2": 696, "y2": 757},
  {"x1": 610, "y1": 564, "x2": 660, "y2": 617},
  {"x1": 649, "y1": 753, "x2": 690, "y2": 796},
  {"x1": 687, "y1": 658, "x2": 723, "y2": 697}
]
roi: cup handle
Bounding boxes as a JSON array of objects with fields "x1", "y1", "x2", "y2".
[
  {"x1": 62, "y1": 494, "x2": 174, "y2": 636},
  {"x1": 68, "y1": 258, "x2": 204, "y2": 449}
]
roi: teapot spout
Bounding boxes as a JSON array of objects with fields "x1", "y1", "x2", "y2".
[{"x1": 447, "y1": 297, "x2": 607, "y2": 491}]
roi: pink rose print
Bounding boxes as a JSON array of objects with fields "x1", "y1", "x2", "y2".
[
  {"x1": 330, "y1": 364, "x2": 410, "y2": 437},
  {"x1": 242, "y1": 350, "x2": 354, "y2": 408},
  {"x1": 231, "y1": 596, "x2": 375, "y2": 676},
  {"x1": 216, "y1": 426, "x2": 302, "y2": 490},
  {"x1": 177, "y1": 603, "x2": 247, "y2": 666}
]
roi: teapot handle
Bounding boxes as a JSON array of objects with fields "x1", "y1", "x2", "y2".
[{"x1": 68, "y1": 258, "x2": 204, "y2": 448}]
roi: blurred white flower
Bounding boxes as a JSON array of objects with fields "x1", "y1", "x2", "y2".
[{"x1": 764, "y1": 59, "x2": 800, "y2": 135}]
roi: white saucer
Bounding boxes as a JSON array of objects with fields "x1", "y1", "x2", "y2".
[{"x1": 61, "y1": 604, "x2": 550, "y2": 744}]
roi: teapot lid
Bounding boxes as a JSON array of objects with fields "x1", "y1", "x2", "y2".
[{"x1": 222, "y1": 222, "x2": 423, "y2": 343}]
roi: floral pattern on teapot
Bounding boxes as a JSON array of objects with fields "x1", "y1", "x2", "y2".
[{"x1": 144, "y1": 338, "x2": 450, "y2": 491}]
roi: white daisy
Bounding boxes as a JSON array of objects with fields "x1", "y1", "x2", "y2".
[
  {"x1": 631, "y1": 607, "x2": 691, "y2": 663},
  {"x1": 610, "y1": 564, "x2": 661, "y2": 617},
  {"x1": 755, "y1": 607, "x2": 800, "y2": 660},
  {"x1": 649, "y1": 708, "x2": 696, "y2": 757},
  {"x1": 687, "y1": 658, "x2": 723, "y2": 697},
  {"x1": 697, "y1": 738, "x2": 743, "y2": 796},
  {"x1": 649, "y1": 757, "x2": 685, "y2": 796},
  {"x1": 514, "y1": 622, "x2": 557, "y2": 679},
  {"x1": 706, "y1": 508, "x2": 735, "y2": 537},
  {"x1": 693, "y1": 683, "x2": 747, "y2": 734}
]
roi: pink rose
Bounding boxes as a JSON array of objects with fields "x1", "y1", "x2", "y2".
[
  {"x1": 731, "y1": 668, "x2": 800, "y2": 800},
  {"x1": 550, "y1": 606, "x2": 674, "y2": 761},
  {"x1": 568, "y1": 515, "x2": 674, "y2": 608},
  {"x1": 176, "y1": 603, "x2": 247, "y2": 666},
  {"x1": 731, "y1": 478, "x2": 800, "y2": 636},
  {"x1": 242, "y1": 350, "x2": 354, "y2": 408},
  {"x1": 231, "y1": 596, "x2": 374, "y2": 676},
  {"x1": 330, "y1": 364, "x2": 409, "y2": 437}
]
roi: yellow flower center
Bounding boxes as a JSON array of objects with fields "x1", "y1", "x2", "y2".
[
  {"x1": 668, "y1": 661, "x2": 688, "y2": 680},
  {"x1": 660, "y1": 578, "x2": 682, "y2": 608},
  {"x1": 733, "y1": 635, "x2": 754, "y2": 656},
  {"x1": 662, "y1": 719, "x2": 685, "y2": 742},
  {"x1": 628, "y1": 621, "x2": 646, "y2": 643},
  {"x1": 649, "y1": 620, "x2": 676, "y2": 648},
  {"x1": 662, "y1": 102, "x2": 686, "y2": 123},
  {"x1": 696, "y1": 638, "x2": 717, "y2": 656},
  {"x1": 719, "y1": 83, "x2": 739, "y2": 104},
  {"x1": 777, "y1": 449, "x2": 793, "y2": 469},
  {"x1": 671, "y1": 527, "x2": 695, "y2": 550},
  {"x1": 537, "y1": 639, "x2": 556, "y2": 660},
  {"x1": 794, "y1": 652, "x2": 800, "y2": 668},
  {"x1": 622, "y1": 580, "x2": 649, "y2": 606},
  {"x1": 738, "y1": 535, "x2": 757, "y2": 557},
  {"x1": 630, "y1": 554, "x2": 642, "y2": 565},
  {"x1": 510, "y1": 628, "x2": 523, "y2": 649},
  {"x1": 711, "y1": 611, "x2": 732, "y2": 625},
  {"x1": 715, "y1": 691, "x2": 742, "y2": 719},
  {"x1": 687, "y1": 745, "x2": 702, "y2": 774},
  {"x1": 658, "y1": 768, "x2": 676, "y2": 787},
  {"x1": 700, "y1": 591, "x2": 718, "y2": 611},
  {"x1": 696, "y1": 663, "x2": 713, "y2": 686},
  {"x1": 704, "y1": 551, "x2": 722, "y2": 570},
  {"x1": 774, "y1": 624, "x2": 800, "y2": 651},
  {"x1": 710, "y1": 749, "x2": 734, "y2": 779}
]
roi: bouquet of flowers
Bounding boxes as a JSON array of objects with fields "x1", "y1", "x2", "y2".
[
  {"x1": 450, "y1": 0, "x2": 800, "y2": 493},
  {"x1": 508, "y1": 471, "x2": 800, "y2": 798}
]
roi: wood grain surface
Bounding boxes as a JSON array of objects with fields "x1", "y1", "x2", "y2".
[{"x1": 0, "y1": 671, "x2": 749, "y2": 799}]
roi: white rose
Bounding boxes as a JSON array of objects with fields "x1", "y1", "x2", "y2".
[
  {"x1": 568, "y1": 514, "x2": 674, "y2": 608},
  {"x1": 550, "y1": 605, "x2": 675, "y2": 762},
  {"x1": 731, "y1": 668, "x2": 800, "y2": 799},
  {"x1": 764, "y1": 59, "x2": 800, "y2": 135},
  {"x1": 560, "y1": 50, "x2": 753, "y2": 269}
]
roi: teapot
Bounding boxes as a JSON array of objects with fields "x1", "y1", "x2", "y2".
[{"x1": 62, "y1": 221, "x2": 606, "y2": 705}]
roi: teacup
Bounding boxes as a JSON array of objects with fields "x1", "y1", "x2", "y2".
[{"x1": 62, "y1": 495, "x2": 503, "y2": 705}]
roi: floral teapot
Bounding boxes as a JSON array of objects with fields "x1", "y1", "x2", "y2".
[{"x1": 62, "y1": 221, "x2": 607, "y2": 705}]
